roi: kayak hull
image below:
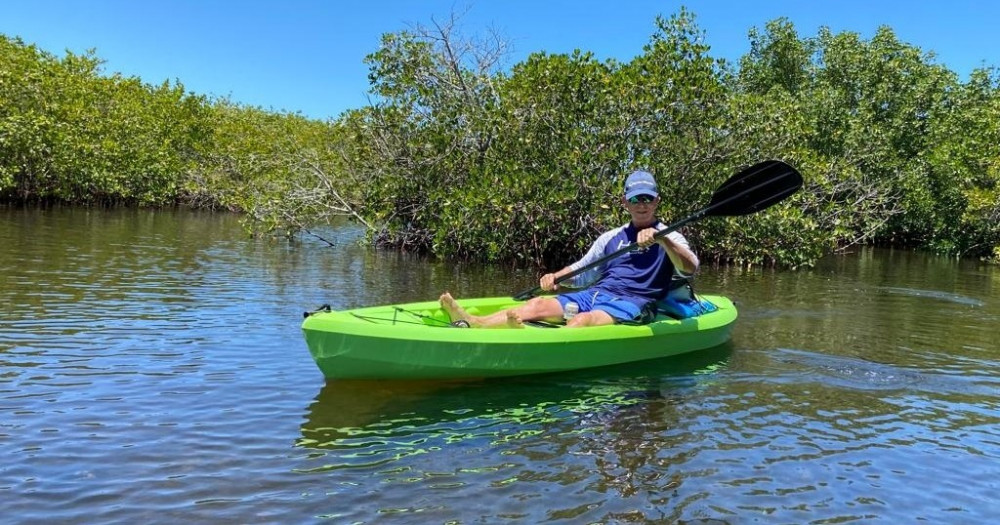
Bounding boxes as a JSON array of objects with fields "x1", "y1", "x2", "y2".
[{"x1": 301, "y1": 295, "x2": 737, "y2": 380}]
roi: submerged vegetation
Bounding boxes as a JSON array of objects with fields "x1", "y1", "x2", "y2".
[{"x1": 2, "y1": 9, "x2": 998, "y2": 267}]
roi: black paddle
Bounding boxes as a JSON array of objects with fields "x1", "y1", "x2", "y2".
[{"x1": 513, "y1": 160, "x2": 803, "y2": 301}]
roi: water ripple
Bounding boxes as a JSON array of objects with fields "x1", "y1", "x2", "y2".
[{"x1": 4, "y1": 210, "x2": 1000, "y2": 523}]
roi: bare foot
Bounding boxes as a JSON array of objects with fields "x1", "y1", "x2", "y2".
[
  {"x1": 505, "y1": 310, "x2": 524, "y2": 329},
  {"x1": 440, "y1": 292, "x2": 526, "y2": 328},
  {"x1": 440, "y1": 292, "x2": 474, "y2": 325}
]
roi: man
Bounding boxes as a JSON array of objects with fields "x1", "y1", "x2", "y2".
[{"x1": 440, "y1": 170, "x2": 699, "y2": 328}]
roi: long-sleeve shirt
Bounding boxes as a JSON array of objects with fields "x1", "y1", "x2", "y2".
[{"x1": 565, "y1": 221, "x2": 697, "y2": 308}]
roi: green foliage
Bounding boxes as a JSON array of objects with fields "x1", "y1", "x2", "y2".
[
  {"x1": 732, "y1": 19, "x2": 998, "y2": 262},
  {"x1": 923, "y1": 68, "x2": 1000, "y2": 257},
  {"x1": 187, "y1": 100, "x2": 346, "y2": 225},
  {"x1": 349, "y1": 10, "x2": 746, "y2": 268},
  {"x1": 5, "y1": 7, "x2": 1000, "y2": 267},
  {"x1": 0, "y1": 36, "x2": 212, "y2": 205},
  {"x1": 0, "y1": 33, "x2": 339, "y2": 213},
  {"x1": 264, "y1": 12, "x2": 1000, "y2": 266}
]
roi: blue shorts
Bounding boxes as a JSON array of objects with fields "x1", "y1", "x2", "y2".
[{"x1": 556, "y1": 289, "x2": 643, "y2": 323}]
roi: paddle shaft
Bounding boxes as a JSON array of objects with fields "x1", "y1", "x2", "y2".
[
  {"x1": 512, "y1": 201, "x2": 704, "y2": 301},
  {"x1": 513, "y1": 161, "x2": 802, "y2": 301}
]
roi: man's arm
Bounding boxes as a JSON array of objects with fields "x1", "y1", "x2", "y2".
[
  {"x1": 657, "y1": 233, "x2": 698, "y2": 275},
  {"x1": 637, "y1": 228, "x2": 699, "y2": 275}
]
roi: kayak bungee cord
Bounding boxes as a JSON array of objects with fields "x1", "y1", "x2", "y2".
[
  {"x1": 394, "y1": 307, "x2": 559, "y2": 328},
  {"x1": 310, "y1": 304, "x2": 454, "y2": 327},
  {"x1": 346, "y1": 307, "x2": 460, "y2": 327},
  {"x1": 348, "y1": 312, "x2": 429, "y2": 326},
  {"x1": 321, "y1": 306, "x2": 468, "y2": 327},
  {"x1": 392, "y1": 306, "x2": 464, "y2": 327}
]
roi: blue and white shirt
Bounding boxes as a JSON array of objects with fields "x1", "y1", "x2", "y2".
[{"x1": 565, "y1": 221, "x2": 696, "y2": 308}]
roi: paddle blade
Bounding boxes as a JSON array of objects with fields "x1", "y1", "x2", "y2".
[{"x1": 707, "y1": 160, "x2": 803, "y2": 216}]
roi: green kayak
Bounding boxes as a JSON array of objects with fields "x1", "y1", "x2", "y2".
[{"x1": 301, "y1": 295, "x2": 737, "y2": 380}]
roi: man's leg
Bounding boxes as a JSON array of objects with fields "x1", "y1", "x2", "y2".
[
  {"x1": 565, "y1": 310, "x2": 615, "y2": 327},
  {"x1": 440, "y1": 293, "x2": 564, "y2": 328}
]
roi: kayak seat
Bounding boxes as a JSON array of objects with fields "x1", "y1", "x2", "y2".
[
  {"x1": 656, "y1": 296, "x2": 719, "y2": 320},
  {"x1": 625, "y1": 282, "x2": 718, "y2": 325}
]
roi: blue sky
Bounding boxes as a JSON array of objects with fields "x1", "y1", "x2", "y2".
[{"x1": 2, "y1": 1, "x2": 997, "y2": 121}]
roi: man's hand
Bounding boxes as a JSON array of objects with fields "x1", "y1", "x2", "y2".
[
  {"x1": 539, "y1": 273, "x2": 559, "y2": 291},
  {"x1": 637, "y1": 227, "x2": 659, "y2": 248}
]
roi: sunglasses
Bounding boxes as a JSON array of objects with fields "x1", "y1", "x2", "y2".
[{"x1": 628, "y1": 195, "x2": 656, "y2": 204}]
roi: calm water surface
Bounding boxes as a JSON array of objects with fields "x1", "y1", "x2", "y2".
[{"x1": 2, "y1": 207, "x2": 998, "y2": 523}]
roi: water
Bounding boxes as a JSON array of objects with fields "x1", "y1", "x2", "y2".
[{"x1": 2, "y1": 206, "x2": 999, "y2": 523}]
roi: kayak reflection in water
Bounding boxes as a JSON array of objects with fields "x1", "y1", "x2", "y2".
[{"x1": 440, "y1": 170, "x2": 699, "y2": 329}]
